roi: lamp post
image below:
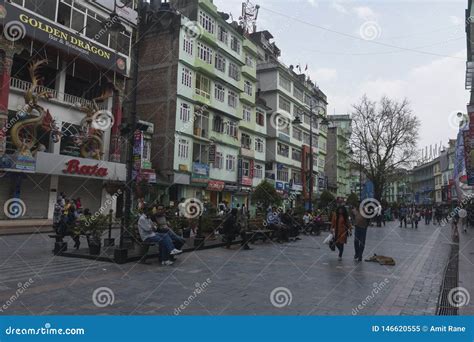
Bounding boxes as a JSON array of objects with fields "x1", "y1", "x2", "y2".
[{"x1": 293, "y1": 101, "x2": 328, "y2": 212}]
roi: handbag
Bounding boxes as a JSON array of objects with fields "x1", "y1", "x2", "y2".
[{"x1": 329, "y1": 238, "x2": 336, "y2": 251}]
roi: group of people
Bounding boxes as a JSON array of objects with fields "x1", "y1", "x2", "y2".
[
  {"x1": 395, "y1": 205, "x2": 469, "y2": 233},
  {"x1": 137, "y1": 204, "x2": 186, "y2": 266},
  {"x1": 53, "y1": 193, "x2": 88, "y2": 249}
]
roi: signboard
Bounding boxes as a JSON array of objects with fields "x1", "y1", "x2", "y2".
[
  {"x1": 207, "y1": 180, "x2": 225, "y2": 192},
  {"x1": 0, "y1": 1, "x2": 127, "y2": 75},
  {"x1": 224, "y1": 184, "x2": 239, "y2": 192},
  {"x1": 241, "y1": 177, "x2": 252, "y2": 186},
  {"x1": 208, "y1": 144, "x2": 216, "y2": 164},
  {"x1": 276, "y1": 182, "x2": 284, "y2": 190},
  {"x1": 0, "y1": 153, "x2": 35, "y2": 172},
  {"x1": 191, "y1": 162, "x2": 209, "y2": 184}
]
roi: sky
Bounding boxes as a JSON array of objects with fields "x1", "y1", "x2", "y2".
[{"x1": 214, "y1": 0, "x2": 469, "y2": 152}]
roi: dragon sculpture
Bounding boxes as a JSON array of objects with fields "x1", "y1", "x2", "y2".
[
  {"x1": 10, "y1": 59, "x2": 61, "y2": 157},
  {"x1": 75, "y1": 87, "x2": 114, "y2": 160}
]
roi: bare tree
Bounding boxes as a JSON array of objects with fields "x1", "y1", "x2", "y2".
[{"x1": 351, "y1": 95, "x2": 420, "y2": 202}]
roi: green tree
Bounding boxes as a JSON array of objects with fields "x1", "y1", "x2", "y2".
[
  {"x1": 319, "y1": 190, "x2": 336, "y2": 209},
  {"x1": 251, "y1": 180, "x2": 281, "y2": 210},
  {"x1": 347, "y1": 192, "x2": 359, "y2": 208}
]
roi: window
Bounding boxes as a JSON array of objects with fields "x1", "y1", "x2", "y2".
[
  {"x1": 245, "y1": 54, "x2": 254, "y2": 67},
  {"x1": 180, "y1": 103, "x2": 191, "y2": 122},
  {"x1": 293, "y1": 128, "x2": 302, "y2": 141},
  {"x1": 226, "y1": 121, "x2": 238, "y2": 138},
  {"x1": 218, "y1": 26, "x2": 228, "y2": 44},
  {"x1": 214, "y1": 152, "x2": 223, "y2": 169},
  {"x1": 226, "y1": 155, "x2": 236, "y2": 171},
  {"x1": 213, "y1": 115, "x2": 225, "y2": 133},
  {"x1": 279, "y1": 96, "x2": 291, "y2": 113},
  {"x1": 195, "y1": 74, "x2": 211, "y2": 99},
  {"x1": 303, "y1": 112, "x2": 311, "y2": 125},
  {"x1": 215, "y1": 53, "x2": 226, "y2": 72},
  {"x1": 254, "y1": 164, "x2": 263, "y2": 179},
  {"x1": 277, "y1": 143, "x2": 289, "y2": 158},
  {"x1": 197, "y1": 42, "x2": 213, "y2": 64},
  {"x1": 242, "y1": 161, "x2": 250, "y2": 177},
  {"x1": 292, "y1": 148, "x2": 302, "y2": 162},
  {"x1": 279, "y1": 74, "x2": 291, "y2": 92},
  {"x1": 183, "y1": 36, "x2": 193, "y2": 55},
  {"x1": 241, "y1": 133, "x2": 252, "y2": 149},
  {"x1": 230, "y1": 36, "x2": 241, "y2": 54},
  {"x1": 304, "y1": 93, "x2": 312, "y2": 106},
  {"x1": 243, "y1": 106, "x2": 252, "y2": 122},
  {"x1": 182, "y1": 67, "x2": 192, "y2": 87},
  {"x1": 294, "y1": 87, "x2": 304, "y2": 102},
  {"x1": 214, "y1": 83, "x2": 225, "y2": 102},
  {"x1": 228, "y1": 91, "x2": 237, "y2": 108},
  {"x1": 178, "y1": 139, "x2": 189, "y2": 159},
  {"x1": 277, "y1": 166, "x2": 289, "y2": 182},
  {"x1": 292, "y1": 169, "x2": 302, "y2": 184},
  {"x1": 244, "y1": 80, "x2": 253, "y2": 96},
  {"x1": 319, "y1": 158, "x2": 325, "y2": 168},
  {"x1": 57, "y1": 1, "x2": 85, "y2": 32},
  {"x1": 199, "y1": 11, "x2": 215, "y2": 34},
  {"x1": 256, "y1": 110, "x2": 265, "y2": 126},
  {"x1": 229, "y1": 62, "x2": 240, "y2": 81},
  {"x1": 193, "y1": 110, "x2": 209, "y2": 138},
  {"x1": 303, "y1": 132, "x2": 310, "y2": 145},
  {"x1": 255, "y1": 138, "x2": 264, "y2": 153}
]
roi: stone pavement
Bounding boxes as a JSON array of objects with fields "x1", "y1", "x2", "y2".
[
  {"x1": 459, "y1": 225, "x2": 474, "y2": 315},
  {"x1": 0, "y1": 220, "x2": 456, "y2": 315}
]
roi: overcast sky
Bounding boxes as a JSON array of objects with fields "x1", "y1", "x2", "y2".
[{"x1": 214, "y1": 0, "x2": 469, "y2": 152}]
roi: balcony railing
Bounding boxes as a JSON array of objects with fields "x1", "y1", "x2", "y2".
[{"x1": 10, "y1": 78, "x2": 108, "y2": 110}]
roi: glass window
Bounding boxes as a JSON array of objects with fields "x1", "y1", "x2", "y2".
[
  {"x1": 229, "y1": 62, "x2": 240, "y2": 81},
  {"x1": 195, "y1": 74, "x2": 211, "y2": 99},
  {"x1": 226, "y1": 155, "x2": 236, "y2": 171},
  {"x1": 228, "y1": 91, "x2": 237, "y2": 108},
  {"x1": 213, "y1": 115, "x2": 225, "y2": 133},
  {"x1": 292, "y1": 169, "x2": 302, "y2": 184},
  {"x1": 241, "y1": 133, "x2": 252, "y2": 149},
  {"x1": 292, "y1": 148, "x2": 301, "y2": 161},
  {"x1": 183, "y1": 36, "x2": 193, "y2": 55},
  {"x1": 214, "y1": 83, "x2": 225, "y2": 102},
  {"x1": 279, "y1": 96, "x2": 291, "y2": 113},
  {"x1": 214, "y1": 152, "x2": 223, "y2": 169},
  {"x1": 256, "y1": 110, "x2": 265, "y2": 126},
  {"x1": 244, "y1": 80, "x2": 253, "y2": 96},
  {"x1": 255, "y1": 138, "x2": 264, "y2": 153},
  {"x1": 25, "y1": 0, "x2": 56, "y2": 20},
  {"x1": 178, "y1": 139, "x2": 189, "y2": 159},
  {"x1": 242, "y1": 161, "x2": 250, "y2": 177},
  {"x1": 197, "y1": 42, "x2": 213, "y2": 64},
  {"x1": 293, "y1": 128, "x2": 302, "y2": 141},
  {"x1": 254, "y1": 164, "x2": 263, "y2": 179},
  {"x1": 279, "y1": 74, "x2": 291, "y2": 92},
  {"x1": 277, "y1": 167, "x2": 289, "y2": 182},
  {"x1": 199, "y1": 11, "x2": 215, "y2": 34},
  {"x1": 181, "y1": 67, "x2": 192, "y2": 87},
  {"x1": 277, "y1": 143, "x2": 289, "y2": 158},
  {"x1": 230, "y1": 36, "x2": 241, "y2": 54},
  {"x1": 243, "y1": 105, "x2": 252, "y2": 122},
  {"x1": 218, "y1": 26, "x2": 228, "y2": 44},
  {"x1": 180, "y1": 103, "x2": 191, "y2": 122},
  {"x1": 215, "y1": 53, "x2": 226, "y2": 72}
]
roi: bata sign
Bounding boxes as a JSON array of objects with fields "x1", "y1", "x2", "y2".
[{"x1": 63, "y1": 159, "x2": 108, "y2": 177}]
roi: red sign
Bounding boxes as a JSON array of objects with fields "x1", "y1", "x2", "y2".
[
  {"x1": 241, "y1": 177, "x2": 252, "y2": 186},
  {"x1": 207, "y1": 180, "x2": 225, "y2": 192},
  {"x1": 63, "y1": 159, "x2": 108, "y2": 177}
]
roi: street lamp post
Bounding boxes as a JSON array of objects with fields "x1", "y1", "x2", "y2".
[{"x1": 293, "y1": 101, "x2": 328, "y2": 212}]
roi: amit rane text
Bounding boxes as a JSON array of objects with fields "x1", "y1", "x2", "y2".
[{"x1": 430, "y1": 326, "x2": 466, "y2": 333}]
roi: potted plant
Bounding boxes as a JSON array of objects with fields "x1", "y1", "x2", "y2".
[{"x1": 78, "y1": 214, "x2": 108, "y2": 255}]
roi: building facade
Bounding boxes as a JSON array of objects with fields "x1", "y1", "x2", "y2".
[
  {"x1": 0, "y1": 0, "x2": 136, "y2": 222},
  {"x1": 136, "y1": 0, "x2": 265, "y2": 209},
  {"x1": 325, "y1": 115, "x2": 351, "y2": 199},
  {"x1": 250, "y1": 30, "x2": 328, "y2": 207}
]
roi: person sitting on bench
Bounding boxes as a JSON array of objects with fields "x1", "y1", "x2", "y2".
[
  {"x1": 153, "y1": 204, "x2": 186, "y2": 250},
  {"x1": 138, "y1": 207, "x2": 182, "y2": 266},
  {"x1": 267, "y1": 207, "x2": 289, "y2": 243}
]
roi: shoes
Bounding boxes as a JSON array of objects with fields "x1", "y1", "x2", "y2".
[
  {"x1": 338, "y1": 256, "x2": 342, "y2": 261},
  {"x1": 162, "y1": 260, "x2": 174, "y2": 266},
  {"x1": 354, "y1": 255, "x2": 358, "y2": 260},
  {"x1": 242, "y1": 246, "x2": 252, "y2": 250},
  {"x1": 358, "y1": 257, "x2": 362, "y2": 262},
  {"x1": 170, "y1": 249, "x2": 182, "y2": 255}
]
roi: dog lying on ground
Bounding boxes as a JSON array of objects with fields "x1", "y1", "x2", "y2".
[{"x1": 364, "y1": 254, "x2": 396, "y2": 266}]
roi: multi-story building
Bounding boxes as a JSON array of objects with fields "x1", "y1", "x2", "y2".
[
  {"x1": 433, "y1": 159, "x2": 442, "y2": 204},
  {"x1": 383, "y1": 169, "x2": 411, "y2": 204},
  {"x1": 325, "y1": 115, "x2": 351, "y2": 199},
  {"x1": 250, "y1": 30, "x2": 328, "y2": 207},
  {"x1": 440, "y1": 139, "x2": 456, "y2": 204},
  {"x1": 0, "y1": 0, "x2": 136, "y2": 223},
  {"x1": 136, "y1": 0, "x2": 264, "y2": 209},
  {"x1": 412, "y1": 159, "x2": 438, "y2": 205}
]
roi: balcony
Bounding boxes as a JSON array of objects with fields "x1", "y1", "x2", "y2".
[{"x1": 10, "y1": 78, "x2": 108, "y2": 110}]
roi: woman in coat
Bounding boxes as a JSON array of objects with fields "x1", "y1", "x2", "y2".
[{"x1": 331, "y1": 206, "x2": 352, "y2": 260}]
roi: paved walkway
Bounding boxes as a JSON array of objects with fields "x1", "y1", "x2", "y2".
[{"x1": 0, "y1": 220, "x2": 454, "y2": 315}]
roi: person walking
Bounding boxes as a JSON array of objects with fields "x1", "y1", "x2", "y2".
[
  {"x1": 223, "y1": 208, "x2": 240, "y2": 249},
  {"x1": 399, "y1": 206, "x2": 407, "y2": 228},
  {"x1": 331, "y1": 206, "x2": 352, "y2": 260},
  {"x1": 352, "y1": 206, "x2": 369, "y2": 262}
]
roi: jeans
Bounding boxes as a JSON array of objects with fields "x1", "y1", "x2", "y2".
[
  {"x1": 145, "y1": 233, "x2": 174, "y2": 261},
  {"x1": 336, "y1": 243, "x2": 344, "y2": 258},
  {"x1": 354, "y1": 226, "x2": 367, "y2": 260}
]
